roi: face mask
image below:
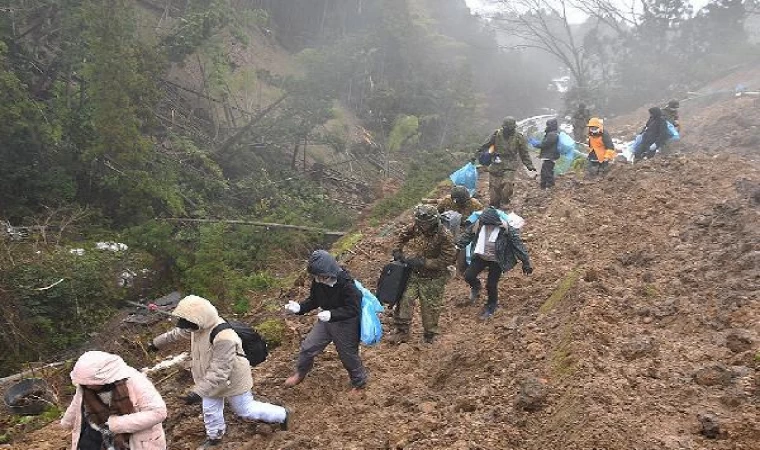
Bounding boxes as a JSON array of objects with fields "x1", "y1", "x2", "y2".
[{"x1": 314, "y1": 275, "x2": 337, "y2": 287}]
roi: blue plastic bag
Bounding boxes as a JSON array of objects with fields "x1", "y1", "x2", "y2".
[
  {"x1": 354, "y1": 280, "x2": 383, "y2": 346},
  {"x1": 449, "y1": 162, "x2": 478, "y2": 196},
  {"x1": 528, "y1": 136, "x2": 541, "y2": 148},
  {"x1": 666, "y1": 121, "x2": 680, "y2": 142},
  {"x1": 557, "y1": 131, "x2": 576, "y2": 156}
]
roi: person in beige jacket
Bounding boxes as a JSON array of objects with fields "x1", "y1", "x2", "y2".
[
  {"x1": 61, "y1": 351, "x2": 167, "y2": 450},
  {"x1": 149, "y1": 295, "x2": 289, "y2": 449}
]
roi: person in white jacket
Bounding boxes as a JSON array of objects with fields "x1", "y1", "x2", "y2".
[
  {"x1": 149, "y1": 295, "x2": 290, "y2": 449},
  {"x1": 61, "y1": 351, "x2": 167, "y2": 450}
]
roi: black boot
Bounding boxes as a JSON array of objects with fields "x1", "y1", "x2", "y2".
[
  {"x1": 423, "y1": 332, "x2": 436, "y2": 344},
  {"x1": 479, "y1": 303, "x2": 497, "y2": 320}
]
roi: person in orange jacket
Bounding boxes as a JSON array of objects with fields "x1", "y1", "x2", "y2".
[{"x1": 586, "y1": 117, "x2": 615, "y2": 176}]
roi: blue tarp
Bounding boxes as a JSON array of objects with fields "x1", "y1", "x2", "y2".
[
  {"x1": 557, "y1": 131, "x2": 576, "y2": 156},
  {"x1": 354, "y1": 280, "x2": 383, "y2": 346},
  {"x1": 449, "y1": 162, "x2": 478, "y2": 196},
  {"x1": 666, "y1": 121, "x2": 680, "y2": 142}
]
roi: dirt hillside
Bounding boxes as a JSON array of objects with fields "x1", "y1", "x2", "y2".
[{"x1": 5, "y1": 111, "x2": 760, "y2": 449}]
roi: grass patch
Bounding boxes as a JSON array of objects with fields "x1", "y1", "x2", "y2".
[
  {"x1": 331, "y1": 232, "x2": 363, "y2": 258},
  {"x1": 550, "y1": 324, "x2": 577, "y2": 378},
  {"x1": 540, "y1": 269, "x2": 581, "y2": 315},
  {"x1": 255, "y1": 318, "x2": 286, "y2": 349},
  {"x1": 369, "y1": 149, "x2": 460, "y2": 221}
]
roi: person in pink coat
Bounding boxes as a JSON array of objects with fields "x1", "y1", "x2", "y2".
[{"x1": 61, "y1": 351, "x2": 167, "y2": 450}]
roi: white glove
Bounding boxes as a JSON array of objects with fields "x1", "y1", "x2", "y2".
[
  {"x1": 285, "y1": 301, "x2": 300, "y2": 314},
  {"x1": 317, "y1": 310, "x2": 331, "y2": 322}
]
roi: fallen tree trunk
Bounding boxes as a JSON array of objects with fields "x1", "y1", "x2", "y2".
[{"x1": 161, "y1": 218, "x2": 346, "y2": 236}]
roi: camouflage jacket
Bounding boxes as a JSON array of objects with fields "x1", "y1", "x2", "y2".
[
  {"x1": 437, "y1": 196, "x2": 483, "y2": 220},
  {"x1": 394, "y1": 223, "x2": 455, "y2": 278},
  {"x1": 476, "y1": 128, "x2": 536, "y2": 177},
  {"x1": 662, "y1": 106, "x2": 679, "y2": 127}
]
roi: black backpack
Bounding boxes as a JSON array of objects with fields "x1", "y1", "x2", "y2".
[{"x1": 209, "y1": 321, "x2": 268, "y2": 367}]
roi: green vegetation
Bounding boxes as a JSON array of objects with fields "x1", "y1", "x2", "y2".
[
  {"x1": 370, "y1": 149, "x2": 461, "y2": 220},
  {"x1": 539, "y1": 269, "x2": 581, "y2": 315}
]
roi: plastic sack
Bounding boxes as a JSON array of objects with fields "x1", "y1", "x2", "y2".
[
  {"x1": 528, "y1": 136, "x2": 541, "y2": 148},
  {"x1": 355, "y1": 280, "x2": 383, "y2": 346},
  {"x1": 557, "y1": 131, "x2": 576, "y2": 156},
  {"x1": 449, "y1": 162, "x2": 478, "y2": 196},
  {"x1": 666, "y1": 121, "x2": 680, "y2": 142}
]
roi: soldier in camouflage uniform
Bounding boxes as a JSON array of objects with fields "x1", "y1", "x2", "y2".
[
  {"x1": 437, "y1": 186, "x2": 483, "y2": 219},
  {"x1": 572, "y1": 103, "x2": 591, "y2": 142},
  {"x1": 474, "y1": 117, "x2": 536, "y2": 209},
  {"x1": 388, "y1": 205, "x2": 456, "y2": 344}
]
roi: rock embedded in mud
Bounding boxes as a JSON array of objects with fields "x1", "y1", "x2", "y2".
[
  {"x1": 620, "y1": 335, "x2": 658, "y2": 361},
  {"x1": 693, "y1": 364, "x2": 733, "y2": 387},
  {"x1": 697, "y1": 411, "x2": 721, "y2": 438},
  {"x1": 516, "y1": 377, "x2": 548, "y2": 412},
  {"x1": 725, "y1": 329, "x2": 754, "y2": 353}
]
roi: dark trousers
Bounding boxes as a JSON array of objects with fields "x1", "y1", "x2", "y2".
[
  {"x1": 540, "y1": 160, "x2": 555, "y2": 189},
  {"x1": 464, "y1": 255, "x2": 503, "y2": 307},
  {"x1": 296, "y1": 316, "x2": 367, "y2": 387}
]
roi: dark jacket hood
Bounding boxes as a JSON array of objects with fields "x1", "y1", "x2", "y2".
[
  {"x1": 545, "y1": 119, "x2": 558, "y2": 132},
  {"x1": 480, "y1": 208, "x2": 502, "y2": 226},
  {"x1": 649, "y1": 107, "x2": 662, "y2": 118},
  {"x1": 307, "y1": 250, "x2": 341, "y2": 278}
]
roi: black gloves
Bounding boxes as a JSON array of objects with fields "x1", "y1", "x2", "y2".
[
  {"x1": 392, "y1": 249, "x2": 404, "y2": 262},
  {"x1": 181, "y1": 391, "x2": 202, "y2": 405},
  {"x1": 146, "y1": 342, "x2": 159, "y2": 353},
  {"x1": 522, "y1": 265, "x2": 533, "y2": 275},
  {"x1": 405, "y1": 257, "x2": 426, "y2": 269}
]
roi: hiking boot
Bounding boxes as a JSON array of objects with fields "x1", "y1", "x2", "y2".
[
  {"x1": 479, "y1": 303, "x2": 497, "y2": 320},
  {"x1": 386, "y1": 330, "x2": 410, "y2": 344},
  {"x1": 197, "y1": 437, "x2": 222, "y2": 449},
  {"x1": 284, "y1": 373, "x2": 304, "y2": 388},
  {"x1": 280, "y1": 408, "x2": 292, "y2": 431},
  {"x1": 423, "y1": 332, "x2": 436, "y2": 344}
]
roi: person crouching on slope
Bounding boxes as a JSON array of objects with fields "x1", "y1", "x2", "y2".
[
  {"x1": 61, "y1": 351, "x2": 167, "y2": 450},
  {"x1": 457, "y1": 207, "x2": 533, "y2": 320},
  {"x1": 148, "y1": 295, "x2": 289, "y2": 449},
  {"x1": 586, "y1": 117, "x2": 615, "y2": 176},
  {"x1": 283, "y1": 250, "x2": 368, "y2": 394}
]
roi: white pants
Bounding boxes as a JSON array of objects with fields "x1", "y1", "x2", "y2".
[{"x1": 202, "y1": 391, "x2": 287, "y2": 439}]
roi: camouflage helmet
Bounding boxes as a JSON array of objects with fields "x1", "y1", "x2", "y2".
[
  {"x1": 668, "y1": 99, "x2": 679, "y2": 108},
  {"x1": 502, "y1": 116, "x2": 517, "y2": 131},
  {"x1": 451, "y1": 185, "x2": 470, "y2": 202},
  {"x1": 413, "y1": 204, "x2": 440, "y2": 227}
]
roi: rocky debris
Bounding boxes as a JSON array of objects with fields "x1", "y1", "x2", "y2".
[
  {"x1": 620, "y1": 335, "x2": 658, "y2": 361},
  {"x1": 725, "y1": 329, "x2": 754, "y2": 353},
  {"x1": 516, "y1": 377, "x2": 547, "y2": 412},
  {"x1": 693, "y1": 364, "x2": 733, "y2": 387},
  {"x1": 697, "y1": 411, "x2": 721, "y2": 439}
]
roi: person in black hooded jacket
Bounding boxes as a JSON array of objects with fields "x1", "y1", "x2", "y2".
[
  {"x1": 533, "y1": 118, "x2": 560, "y2": 189},
  {"x1": 457, "y1": 207, "x2": 533, "y2": 320},
  {"x1": 283, "y1": 250, "x2": 367, "y2": 394},
  {"x1": 636, "y1": 107, "x2": 669, "y2": 161}
]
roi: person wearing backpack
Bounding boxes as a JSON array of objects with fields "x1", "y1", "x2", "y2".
[
  {"x1": 472, "y1": 117, "x2": 536, "y2": 208},
  {"x1": 283, "y1": 250, "x2": 368, "y2": 395},
  {"x1": 148, "y1": 295, "x2": 289, "y2": 449},
  {"x1": 457, "y1": 207, "x2": 533, "y2": 320},
  {"x1": 533, "y1": 118, "x2": 561, "y2": 189},
  {"x1": 586, "y1": 117, "x2": 615, "y2": 176}
]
